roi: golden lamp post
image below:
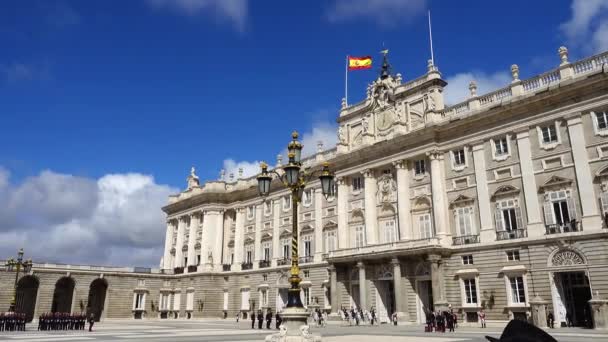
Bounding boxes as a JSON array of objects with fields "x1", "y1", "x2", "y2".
[{"x1": 5, "y1": 248, "x2": 33, "y2": 312}]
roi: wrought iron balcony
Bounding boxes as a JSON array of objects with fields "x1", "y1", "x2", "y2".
[
  {"x1": 173, "y1": 267, "x2": 184, "y2": 274},
  {"x1": 277, "y1": 258, "x2": 291, "y2": 266},
  {"x1": 496, "y1": 229, "x2": 528, "y2": 240},
  {"x1": 187, "y1": 265, "x2": 197, "y2": 273},
  {"x1": 259, "y1": 260, "x2": 271, "y2": 268},
  {"x1": 299, "y1": 256, "x2": 314, "y2": 264},
  {"x1": 222, "y1": 264, "x2": 231, "y2": 272},
  {"x1": 545, "y1": 221, "x2": 580, "y2": 235},
  {"x1": 241, "y1": 262, "x2": 253, "y2": 270},
  {"x1": 452, "y1": 234, "x2": 480, "y2": 245}
]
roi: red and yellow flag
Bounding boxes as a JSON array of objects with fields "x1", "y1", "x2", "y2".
[{"x1": 348, "y1": 56, "x2": 372, "y2": 70}]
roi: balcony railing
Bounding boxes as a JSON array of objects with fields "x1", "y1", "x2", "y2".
[
  {"x1": 299, "y1": 256, "x2": 313, "y2": 264},
  {"x1": 496, "y1": 229, "x2": 528, "y2": 241},
  {"x1": 173, "y1": 267, "x2": 184, "y2": 274},
  {"x1": 241, "y1": 262, "x2": 253, "y2": 270},
  {"x1": 277, "y1": 258, "x2": 291, "y2": 266},
  {"x1": 259, "y1": 260, "x2": 271, "y2": 268},
  {"x1": 222, "y1": 264, "x2": 231, "y2": 272},
  {"x1": 452, "y1": 234, "x2": 480, "y2": 245},
  {"x1": 187, "y1": 265, "x2": 197, "y2": 273},
  {"x1": 326, "y1": 237, "x2": 440, "y2": 259},
  {"x1": 546, "y1": 221, "x2": 580, "y2": 235}
]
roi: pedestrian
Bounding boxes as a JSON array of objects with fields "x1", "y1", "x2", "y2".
[
  {"x1": 251, "y1": 311, "x2": 256, "y2": 329},
  {"x1": 275, "y1": 312, "x2": 281, "y2": 329},
  {"x1": 566, "y1": 312, "x2": 572, "y2": 327},
  {"x1": 547, "y1": 312, "x2": 554, "y2": 329},
  {"x1": 236, "y1": 313, "x2": 240, "y2": 323},
  {"x1": 266, "y1": 310, "x2": 272, "y2": 329},
  {"x1": 88, "y1": 312, "x2": 95, "y2": 332},
  {"x1": 446, "y1": 311, "x2": 454, "y2": 332},
  {"x1": 258, "y1": 310, "x2": 264, "y2": 329},
  {"x1": 479, "y1": 309, "x2": 486, "y2": 328}
]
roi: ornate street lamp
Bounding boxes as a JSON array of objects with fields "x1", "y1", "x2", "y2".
[
  {"x1": 5, "y1": 248, "x2": 33, "y2": 312},
  {"x1": 257, "y1": 131, "x2": 335, "y2": 313}
]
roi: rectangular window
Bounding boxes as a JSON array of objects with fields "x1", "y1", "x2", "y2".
[
  {"x1": 186, "y1": 291, "x2": 194, "y2": 311},
  {"x1": 262, "y1": 242, "x2": 271, "y2": 261},
  {"x1": 324, "y1": 230, "x2": 337, "y2": 252},
  {"x1": 303, "y1": 235, "x2": 313, "y2": 257},
  {"x1": 354, "y1": 226, "x2": 365, "y2": 247},
  {"x1": 138, "y1": 279, "x2": 145, "y2": 287},
  {"x1": 197, "y1": 254, "x2": 201, "y2": 265},
  {"x1": 282, "y1": 217, "x2": 291, "y2": 225},
  {"x1": 134, "y1": 293, "x2": 145, "y2": 310},
  {"x1": 247, "y1": 206, "x2": 254, "y2": 219},
  {"x1": 261, "y1": 289, "x2": 268, "y2": 307},
  {"x1": 453, "y1": 149, "x2": 466, "y2": 166},
  {"x1": 495, "y1": 199, "x2": 524, "y2": 233},
  {"x1": 303, "y1": 270, "x2": 310, "y2": 278},
  {"x1": 160, "y1": 293, "x2": 169, "y2": 310},
  {"x1": 283, "y1": 196, "x2": 291, "y2": 211},
  {"x1": 455, "y1": 207, "x2": 473, "y2": 236},
  {"x1": 264, "y1": 222, "x2": 271, "y2": 230},
  {"x1": 381, "y1": 220, "x2": 397, "y2": 243},
  {"x1": 303, "y1": 288, "x2": 311, "y2": 306},
  {"x1": 597, "y1": 111, "x2": 608, "y2": 130},
  {"x1": 352, "y1": 177, "x2": 364, "y2": 192},
  {"x1": 463, "y1": 278, "x2": 477, "y2": 304},
  {"x1": 507, "y1": 250, "x2": 520, "y2": 261},
  {"x1": 326, "y1": 207, "x2": 335, "y2": 216},
  {"x1": 282, "y1": 239, "x2": 290, "y2": 259},
  {"x1": 509, "y1": 276, "x2": 526, "y2": 304},
  {"x1": 462, "y1": 255, "x2": 474, "y2": 265},
  {"x1": 418, "y1": 213, "x2": 433, "y2": 239},
  {"x1": 303, "y1": 189, "x2": 313, "y2": 206},
  {"x1": 541, "y1": 125, "x2": 558, "y2": 144},
  {"x1": 303, "y1": 212, "x2": 312, "y2": 221},
  {"x1": 414, "y1": 159, "x2": 426, "y2": 176},
  {"x1": 494, "y1": 137, "x2": 509, "y2": 155},
  {"x1": 264, "y1": 201, "x2": 272, "y2": 216}
]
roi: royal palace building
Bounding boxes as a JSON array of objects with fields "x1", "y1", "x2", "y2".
[{"x1": 2, "y1": 47, "x2": 608, "y2": 329}]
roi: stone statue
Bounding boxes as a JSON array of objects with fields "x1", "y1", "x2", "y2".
[
  {"x1": 338, "y1": 126, "x2": 346, "y2": 144},
  {"x1": 425, "y1": 94, "x2": 436, "y2": 112},
  {"x1": 511, "y1": 64, "x2": 520, "y2": 82},
  {"x1": 559, "y1": 46, "x2": 569, "y2": 65},
  {"x1": 362, "y1": 116, "x2": 369, "y2": 133}
]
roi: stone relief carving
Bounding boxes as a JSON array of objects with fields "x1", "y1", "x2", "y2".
[
  {"x1": 377, "y1": 174, "x2": 397, "y2": 203},
  {"x1": 551, "y1": 249, "x2": 585, "y2": 266},
  {"x1": 338, "y1": 126, "x2": 346, "y2": 144}
]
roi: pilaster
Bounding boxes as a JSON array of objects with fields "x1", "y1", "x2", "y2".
[
  {"x1": 173, "y1": 217, "x2": 186, "y2": 268},
  {"x1": 567, "y1": 115, "x2": 601, "y2": 230},
  {"x1": 391, "y1": 258, "x2": 409, "y2": 324},
  {"x1": 163, "y1": 220, "x2": 174, "y2": 270},
  {"x1": 362, "y1": 169, "x2": 378, "y2": 245},
  {"x1": 314, "y1": 188, "x2": 324, "y2": 262},
  {"x1": 254, "y1": 203, "x2": 263, "y2": 268},
  {"x1": 272, "y1": 199, "x2": 281, "y2": 267},
  {"x1": 428, "y1": 254, "x2": 448, "y2": 310},
  {"x1": 329, "y1": 265, "x2": 339, "y2": 315},
  {"x1": 234, "y1": 208, "x2": 245, "y2": 271},
  {"x1": 187, "y1": 213, "x2": 199, "y2": 269},
  {"x1": 336, "y1": 177, "x2": 349, "y2": 249},
  {"x1": 394, "y1": 160, "x2": 412, "y2": 240},
  {"x1": 515, "y1": 129, "x2": 544, "y2": 236},
  {"x1": 472, "y1": 142, "x2": 494, "y2": 243},
  {"x1": 357, "y1": 261, "x2": 367, "y2": 310},
  {"x1": 428, "y1": 151, "x2": 450, "y2": 245}
]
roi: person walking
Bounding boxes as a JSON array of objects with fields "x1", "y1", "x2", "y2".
[
  {"x1": 266, "y1": 310, "x2": 272, "y2": 329},
  {"x1": 257, "y1": 310, "x2": 264, "y2": 329},
  {"x1": 275, "y1": 312, "x2": 282, "y2": 329},
  {"x1": 87, "y1": 313, "x2": 95, "y2": 332},
  {"x1": 547, "y1": 312, "x2": 555, "y2": 329},
  {"x1": 251, "y1": 311, "x2": 256, "y2": 329},
  {"x1": 478, "y1": 309, "x2": 486, "y2": 328}
]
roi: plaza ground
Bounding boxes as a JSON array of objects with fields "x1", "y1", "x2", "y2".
[{"x1": 1, "y1": 319, "x2": 607, "y2": 342}]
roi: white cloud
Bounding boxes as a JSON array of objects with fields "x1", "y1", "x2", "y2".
[
  {"x1": 326, "y1": 0, "x2": 427, "y2": 27},
  {"x1": 221, "y1": 159, "x2": 261, "y2": 180},
  {"x1": 444, "y1": 71, "x2": 510, "y2": 106},
  {"x1": 147, "y1": 0, "x2": 248, "y2": 31},
  {"x1": 0, "y1": 169, "x2": 177, "y2": 267},
  {"x1": 560, "y1": 0, "x2": 608, "y2": 54}
]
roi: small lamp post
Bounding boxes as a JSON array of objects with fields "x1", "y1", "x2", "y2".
[
  {"x1": 257, "y1": 131, "x2": 334, "y2": 337},
  {"x1": 5, "y1": 248, "x2": 33, "y2": 312}
]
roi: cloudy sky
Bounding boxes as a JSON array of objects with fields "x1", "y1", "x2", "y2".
[{"x1": 0, "y1": 0, "x2": 606, "y2": 267}]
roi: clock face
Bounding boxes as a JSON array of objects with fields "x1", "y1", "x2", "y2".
[{"x1": 376, "y1": 111, "x2": 393, "y2": 131}]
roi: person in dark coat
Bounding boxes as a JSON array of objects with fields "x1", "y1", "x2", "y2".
[
  {"x1": 88, "y1": 313, "x2": 95, "y2": 332},
  {"x1": 257, "y1": 310, "x2": 264, "y2": 329},
  {"x1": 251, "y1": 311, "x2": 256, "y2": 329},
  {"x1": 275, "y1": 312, "x2": 281, "y2": 329},
  {"x1": 266, "y1": 310, "x2": 272, "y2": 329}
]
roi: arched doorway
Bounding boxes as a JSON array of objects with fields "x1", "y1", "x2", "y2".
[
  {"x1": 16, "y1": 275, "x2": 39, "y2": 322},
  {"x1": 51, "y1": 277, "x2": 75, "y2": 313},
  {"x1": 87, "y1": 278, "x2": 108, "y2": 321}
]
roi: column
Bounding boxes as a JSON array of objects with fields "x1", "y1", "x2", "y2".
[
  {"x1": 472, "y1": 142, "x2": 494, "y2": 242},
  {"x1": 187, "y1": 213, "x2": 199, "y2": 269},
  {"x1": 200, "y1": 212, "x2": 209, "y2": 270},
  {"x1": 428, "y1": 254, "x2": 448, "y2": 311},
  {"x1": 362, "y1": 169, "x2": 378, "y2": 245},
  {"x1": 254, "y1": 203, "x2": 263, "y2": 268},
  {"x1": 174, "y1": 217, "x2": 186, "y2": 268},
  {"x1": 394, "y1": 160, "x2": 412, "y2": 240},
  {"x1": 314, "y1": 188, "x2": 324, "y2": 262},
  {"x1": 357, "y1": 261, "x2": 367, "y2": 310},
  {"x1": 211, "y1": 210, "x2": 225, "y2": 272},
  {"x1": 163, "y1": 220, "x2": 173, "y2": 270},
  {"x1": 567, "y1": 115, "x2": 601, "y2": 230},
  {"x1": 428, "y1": 151, "x2": 449, "y2": 245},
  {"x1": 329, "y1": 265, "x2": 339, "y2": 315},
  {"x1": 201, "y1": 210, "x2": 224, "y2": 271},
  {"x1": 391, "y1": 258, "x2": 409, "y2": 323},
  {"x1": 272, "y1": 199, "x2": 281, "y2": 267},
  {"x1": 233, "y1": 208, "x2": 245, "y2": 270},
  {"x1": 337, "y1": 177, "x2": 349, "y2": 248},
  {"x1": 516, "y1": 129, "x2": 543, "y2": 236}
]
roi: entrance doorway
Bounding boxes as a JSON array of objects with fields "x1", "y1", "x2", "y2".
[
  {"x1": 416, "y1": 280, "x2": 433, "y2": 324},
  {"x1": 276, "y1": 288, "x2": 288, "y2": 312},
  {"x1": 349, "y1": 283, "x2": 360, "y2": 309},
  {"x1": 52, "y1": 277, "x2": 75, "y2": 313},
  {"x1": 16, "y1": 275, "x2": 39, "y2": 322},
  {"x1": 87, "y1": 278, "x2": 108, "y2": 321},
  {"x1": 553, "y1": 272, "x2": 592, "y2": 327},
  {"x1": 374, "y1": 280, "x2": 395, "y2": 323}
]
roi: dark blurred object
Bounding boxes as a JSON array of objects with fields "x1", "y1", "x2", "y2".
[{"x1": 486, "y1": 319, "x2": 557, "y2": 342}]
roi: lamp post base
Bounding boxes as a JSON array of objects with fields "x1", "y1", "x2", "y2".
[{"x1": 265, "y1": 307, "x2": 321, "y2": 342}]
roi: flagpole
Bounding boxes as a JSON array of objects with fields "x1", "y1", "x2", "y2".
[
  {"x1": 345, "y1": 55, "x2": 348, "y2": 106},
  {"x1": 428, "y1": 10, "x2": 435, "y2": 65}
]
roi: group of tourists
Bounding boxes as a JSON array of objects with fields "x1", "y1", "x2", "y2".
[
  {"x1": 249, "y1": 309, "x2": 281, "y2": 330},
  {"x1": 0, "y1": 312, "x2": 27, "y2": 331},
  {"x1": 425, "y1": 309, "x2": 458, "y2": 333},
  {"x1": 339, "y1": 307, "x2": 377, "y2": 326},
  {"x1": 38, "y1": 312, "x2": 95, "y2": 332},
  {"x1": 311, "y1": 308, "x2": 328, "y2": 327}
]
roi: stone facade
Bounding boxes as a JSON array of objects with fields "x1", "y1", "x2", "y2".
[{"x1": 2, "y1": 47, "x2": 608, "y2": 328}]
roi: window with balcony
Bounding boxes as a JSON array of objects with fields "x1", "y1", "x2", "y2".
[
  {"x1": 244, "y1": 244, "x2": 254, "y2": 264},
  {"x1": 302, "y1": 235, "x2": 313, "y2": 259},
  {"x1": 380, "y1": 219, "x2": 397, "y2": 243},
  {"x1": 352, "y1": 177, "x2": 364, "y2": 192},
  {"x1": 600, "y1": 191, "x2": 608, "y2": 226},
  {"x1": 417, "y1": 213, "x2": 433, "y2": 239},
  {"x1": 414, "y1": 159, "x2": 426, "y2": 176},
  {"x1": 324, "y1": 229, "x2": 337, "y2": 252},
  {"x1": 495, "y1": 199, "x2": 525, "y2": 240},
  {"x1": 262, "y1": 242, "x2": 271, "y2": 262},
  {"x1": 281, "y1": 238, "x2": 291, "y2": 259},
  {"x1": 454, "y1": 206, "x2": 474, "y2": 237},
  {"x1": 354, "y1": 225, "x2": 365, "y2": 247},
  {"x1": 225, "y1": 247, "x2": 234, "y2": 265},
  {"x1": 543, "y1": 190, "x2": 577, "y2": 234},
  {"x1": 302, "y1": 189, "x2": 313, "y2": 207}
]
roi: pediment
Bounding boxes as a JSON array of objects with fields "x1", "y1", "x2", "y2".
[
  {"x1": 539, "y1": 176, "x2": 572, "y2": 191},
  {"x1": 595, "y1": 164, "x2": 608, "y2": 178},
  {"x1": 492, "y1": 185, "x2": 520, "y2": 199},
  {"x1": 279, "y1": 229, "x2": 292, "y2": 238},
  {"x1": 300, "y1": 224, "x2": 314, "y2": 234},
  {"x1": 261, "y1": 232, "x2": 273, "y2": 241},
  {"x1": 227, "y1": 240, "x2": 235, "y2": 248},
  {"x1": 244, "y1": 236, "x2": 255, "y2": 244},
  {"x1": 449, "y1": 194, "x2": 475, "y2": 208},
  {"x1": 323, "y1": 220, "x2": 337, "y2": 230}
]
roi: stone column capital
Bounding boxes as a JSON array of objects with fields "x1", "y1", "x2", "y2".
[
  {"x1": 327, "y1": 264, "x2": 336, "y2": 272},
  {"x1": 471, "y1": 141, "x2": 485, "y2": 151},
  {"x1": 390, "y1": 258, "x2": 400, "y2": 266},
  {"x1": 336, "y1": 176, "x2": 347, "y2": 186},
  {"x1": 426, "y1": 149, "x2": 443, "y2": 160},
  {"x1": 427, "y1": 254, "x2": 442, "y2": 264},
  {"x1": 514, "y1": 127, "x2": 530, "y2": 139},
  {"x1": 565, "y1": 112, "x2": 583, "y2": 126},
  {"x1": 356, "y1": 261, "x2": 365, "y2": 269},
  {"x1": 235, "y1": 207, "x2": 245, "y2": 213},
  {"x1": 392, "y1": 160, "x2": 408, "y2": 169},
  {"x1": 361, "y1": 169, "x2": 375, "y2": 178}
]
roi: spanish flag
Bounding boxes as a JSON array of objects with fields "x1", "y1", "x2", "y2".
[{"x1": 348, "y1": 56, "x2": 372, "y2": 70}]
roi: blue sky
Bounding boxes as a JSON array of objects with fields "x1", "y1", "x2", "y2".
[{"x1": 0, "y1": 0, "x2": 607, "y2": 266}]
